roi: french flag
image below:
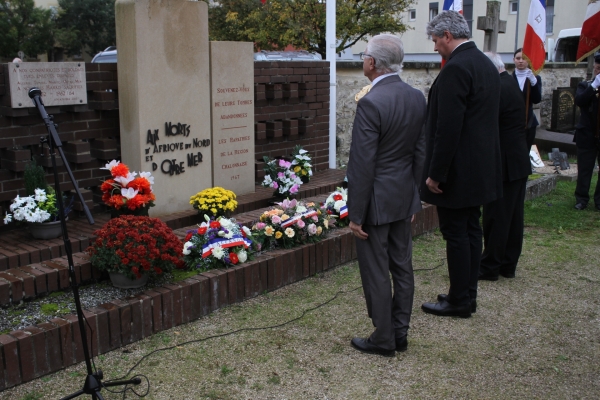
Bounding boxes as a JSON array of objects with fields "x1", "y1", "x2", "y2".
[
  {"x1": 522, "y1": 0, "x2": 546, "y2": 75},
  {"x1": 443, "y1": 0, "x2": 462, "y2": 13},
  {"x1": 576, "y1": 1, "x2": 600, "y2": 64}
]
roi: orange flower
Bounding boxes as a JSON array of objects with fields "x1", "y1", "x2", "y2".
[{"x1": 111, "y1": 163, "x2": 129, "y2": 178}]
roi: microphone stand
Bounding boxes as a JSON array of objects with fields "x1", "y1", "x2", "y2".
[{"x1": 28, "y1": 88, "x2": 141, "y2": 399}]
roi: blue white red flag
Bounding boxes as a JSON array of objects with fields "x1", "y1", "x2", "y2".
[
  {"x1": 576, "y1": 1, "x2": 600, "y2": 64},
  {"x1": 522, "y1": 0, "x2": 546, "y2": 74},
  {"x1": 280, "y1": 210, "x2": 318, "y2": 228},
  {"x1": 443, "y1": 0, "x2": 462, "y2": 13},
  {"x1": 339, "y1": 205, "x2": 348, "y2": 219},
  {"x1": 202, "y1": 236, "x2": 252, "y2": 258}
]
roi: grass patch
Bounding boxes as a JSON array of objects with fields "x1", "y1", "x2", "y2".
[
  {"x1": 171, "y1": 269, "x2": 200, "y2": 282},
  {"x1": 40, "y1": 304, "x2": 59, "y2": 315},
  {"x1": 528, "y1": 173, "x2": 543, "y2": 181}
]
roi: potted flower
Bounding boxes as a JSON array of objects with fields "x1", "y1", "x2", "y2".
[
  {"x1": 261, "y1": 158, "x2": 304, "y2": 200},
  {"x1": 189, "y1": 187, "x2": 238, "y2": 218},
  {"x1": 87, "y1": 215, "x2": 184, "y2": 288},
  {"x1": 99, "y1": 160, "x2": 156, "y2": 217},
  {"x1": 251, "y1": 198, "x2": 332, "y2": 250},
  {"x1": 322, "y1": 187, "x2": 349, "y2": 228},
  {"x1": 182, "y1": 215, "x2": 255, "y2": 271}
]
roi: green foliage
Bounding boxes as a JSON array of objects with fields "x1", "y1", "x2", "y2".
[
  {"x1": 40, "y1": 303, "x2": 59, "y2": 315},
  {"x1": 24, "y1": 159, "x2": 48, "y2": 195},
  {"x1": 55, "y1": 0, "x2": 115, "y2": 57},
  {"x1": 206, "y1": 0, "x2": 414, "y2": 58},
  {"x1": 0, "y1": 0, "x2": 54, "y2": 59}
]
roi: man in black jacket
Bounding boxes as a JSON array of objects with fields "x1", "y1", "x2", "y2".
[
  {"x1": 421, "y1": 11, "x2": 502, "y2": 318},
  {"x1": 574, "y1": 53, "x2": 600, "y2": 211},
  {"x1": 479, "y1": 52, "x2": 531, "y2": 281}
]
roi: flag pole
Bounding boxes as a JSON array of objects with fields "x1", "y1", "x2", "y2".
[{"x1": 327, "y1": 0, "x2": 337, "y2": 169}]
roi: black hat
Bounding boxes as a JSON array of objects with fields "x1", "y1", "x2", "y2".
[{"x1": 595, "y1": 52, "x2": 600, "y2": 63}]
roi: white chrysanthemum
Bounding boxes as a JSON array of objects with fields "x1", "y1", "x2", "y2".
[
  {"x1": 237, "y1": 250, "x2": 248, "y2": 263},
  {"x1": 34, "y1": 188, "x2": 47, "y2": 202},
  {"x1": 3, "y1": 213, "x2": 12, "y2": 224},
  {"x1": 100, "y1": 160, "x2": 120, "y2": 171},
  {"x1": 285, "y1": 227, "x2": 295, "y2": 238},
  {"x1": 182, "y1": 241, "x2": 193, "y2": 255},
  {"x1": 121, "y1": 187, "x2": 139, "y2": 199},
  {"x1": 334, "y1": 200, "x2": 346, "y2": 212},
  {"x1": 212, "y1": 245, "x2": 225, "y2": 259}
]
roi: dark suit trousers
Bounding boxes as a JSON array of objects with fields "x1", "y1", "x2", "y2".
[
  {"x1": 525, "y1": 126, "x2": 537, "y2": 150},
  {"x1": 436, "y1": 206, "x2": 482, "y2": 306},
  {"x1": 480, "y1": 177, "x2": 527, "y2": 277},
  {"x1": 575, "y1": 146, "x2": 600, "y2": 207},
  {"x1": 355, "y1": 217, "x2": 414, "y2": 350}
]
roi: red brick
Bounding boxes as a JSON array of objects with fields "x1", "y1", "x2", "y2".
[
  {"x1": 99, "y1": 303, "x2": 121, "y2": 350},
  {"x1": 134, "y1": 293, "x2": 153, "y2": 339},
  {"x1": 50, "y1": 318, "x2": 73, "y2": 368},
  {"x1": 0, "y1": 272, "x2": 22, "y2": 303},
  {"x1": 5, "y1": 269, "x2": 35, "y2": 299},
  {"x1": 163, "y1": 284, "x2": 183, "y2": 327},
  {"x1": 42, "y1": 261, "x2": 70, "y2": 289},
  {"x1": 126, "y1": 296, "x2": 143, "y2": 343},
  {"x1": 154, "y1": 287, "x2": 173, "y2": 330},
  {"x1": 23, "y1": 326, "x2": 49, "y2": 378},
  {"x1": 37, "y1": 322, "x2": 63, "y2": 373},
  {"x1": 0, "y1": 279, "x2": 10, "y2": 306},
  {"x1": 0, "y1": 334, "x2": 21, "y2": 388},
  {"x1": 303, "y1": 245, "x2": 311, "y2": 278},
  {"x1": 183, "y1": 278, "x2": 201, "y2": 321},
  {"x1": 87, "y1": 307, "x2": 110, "y2": 355},
  {"x1": 226, "y1": 268, "x2": 237, "y2": 305},
  {"x1": 10, "y1": 330, "x2": 35, "y2": 382},
  {"x1": 144, "y1": 290, "x2": 163, "y2": 333},
  {"x1": 31, "y1": 263, "x2": 58, "y2": 292},
  {"x1": 267, "y1": 256, "x2": 277, "y2": 291},
  {"x1": 64, "y1": 314, "x2": 85, "y2": 363},
  {"x1": 252, "y1": 259, "x2": 261, "y2": 297},
  {"x1": 214, "y1": 269, "x2": 229, "y2": 308},
  {"x1": 17, "y1": 266, "x2": 46, "y2": 295},
  {"x1": 233, "y1": 265, "x2": 245, "y2": 302}
]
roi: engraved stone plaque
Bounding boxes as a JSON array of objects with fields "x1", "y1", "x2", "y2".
[
  {"x1": 550, "y1": 88, "x2": 576, "y2": 133},
  {"x1": 210, "y1": 41, "x2": 255, "y2": 196},
  {"x1": 7, "y1": 62, "x2": 87, "y2": 108}
]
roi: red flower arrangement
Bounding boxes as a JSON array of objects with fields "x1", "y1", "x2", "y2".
[
  {"x1": 100, "y1": 160, "x2": 156, "y2": 212},
  {"x1": 87, "y1": 215, "x2": 184, "y2": 280}
]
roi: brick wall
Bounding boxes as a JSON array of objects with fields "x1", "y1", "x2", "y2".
[{"x1": 0, "y1": 61, "x2": 331, "y2": 223}]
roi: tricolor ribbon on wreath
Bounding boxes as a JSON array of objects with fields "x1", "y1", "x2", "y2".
[
  {"x1": 280, "y1": 210, "x2": 319, "y2": 228},
  {"x1": 339, "y1": 205, "x2": 348, "y2": 219},
  {"x1": 202, "y1": 236, "x2": 252, "y2": 258}
]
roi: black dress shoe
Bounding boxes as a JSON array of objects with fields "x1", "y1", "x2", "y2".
[
  {"x1": 478, "y1": 273, "x2": 499, "y2": 281},
  {"x1": 351, "y1": 337, "x2": 395, "y2": 357},
  {"x1": 499, "y1": 271, "x2": 515, "y2": 278},
  {"x1": 575, "y1": 203, "x2": 587, "y2": 210},
  {"x1": 421, "y1": 300, "x2": 471, "y2": 318},
  {"x1": 395, "y1": 336, "x2": 407, "y2": 352},
  {"x1": 437, "y1": 294, "x2": 477, "y2": 313}
]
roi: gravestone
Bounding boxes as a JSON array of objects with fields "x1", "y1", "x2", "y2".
[
  {"x1": 550, "y1": 88, "x2": 576, "y2": 132},
  {"x1": 6, "y1": 62, "x2": 87, "y2": 108},
  {"x1": 476, "y1": 1, "x2": 506, "y2": 53},
  {"x1": 210, "y1": 42, "x2": 255, "y2": 195},
  {"x1": 115, "y1": 0, "x2": 212, "y2": 216}
]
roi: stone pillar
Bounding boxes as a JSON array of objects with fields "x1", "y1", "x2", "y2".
[
  {"x1": 115, "y1": 0, "x2": 212, "y2": 216},
  {"x1": 210, "y1": 42, "x2": 255, "y2": 195}
]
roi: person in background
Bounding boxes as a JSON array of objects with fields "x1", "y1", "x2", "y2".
[
  {"x1": 573, "y1": 52, "x2": 600, "y2": 211},
  {"x1": 479, "y1": 52, "x2": 531, "y2": 281},
  {"x1": 420, "y1": 11, "x2": 502, "y2": 318},
  {"x1": 347, "y1": 34, "x2": 426, "y2": 356},
  {"x1": 513, "y1": 48, "x2": 542, "y2": 150}
]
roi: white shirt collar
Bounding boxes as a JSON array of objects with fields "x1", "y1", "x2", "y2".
[{"x1": 372, "y1": 72, "x2": 398, "y2": 87}]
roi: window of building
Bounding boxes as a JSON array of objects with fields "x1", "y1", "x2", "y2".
[
  {"x1": 429, "y1": 3, "x2": 438, "y2": 21},
  {"x1": 463, "y1": 0, "x2": 474, "y2": 35},
  {"x1": 409, "y1": 9, "x2": 416, "y2": 21},
  {"x1": 546, "y1": 0, "x2": 555, "y2": 34},
  {"x1": 509, "y1": 1, "x2": 518, "y2": 14}
]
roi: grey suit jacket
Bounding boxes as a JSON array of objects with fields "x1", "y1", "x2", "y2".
[{"x1": 347, "y1": 75, "x2": 427, "y2": 226}]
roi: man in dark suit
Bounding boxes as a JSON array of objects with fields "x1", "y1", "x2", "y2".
[
  {"x1": 513, "y1": 48, "x2": 542, "y2": 150},
  {"x1": 347, "y1": 34, "x2": 426, "y2": 356},
  {"x1": 420, "y1": 11, "x2": 502, "y2": 318},
  {"x1": 479, "y1": 52, "x2": 531, "y2": 281},
  {"x1": 573, "y1": 52, "x2": 600, "y2": 211}
]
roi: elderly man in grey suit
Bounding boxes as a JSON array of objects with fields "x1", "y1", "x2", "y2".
[{"x1": 347, "y1": 34, "x2": 427, "y2": 357}]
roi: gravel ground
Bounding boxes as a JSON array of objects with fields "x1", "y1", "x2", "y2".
[
  {"x1": 532, "y1": 160, "x2": 578, "y2": 176},
  {"x1": 2, "y1": 226, "x2": 599, "y2": 399}
]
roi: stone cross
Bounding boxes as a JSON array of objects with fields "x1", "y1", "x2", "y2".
[{"x1": 477, "y1": 1, "x2": 507, "y2": 53}]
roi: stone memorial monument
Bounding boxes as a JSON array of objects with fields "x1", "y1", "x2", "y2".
[
  {"x1": 550, "y1": 88, "x2": 576, "y2": 132},
  {"x1": 210, "y1": 42, "x2": 255, "y2": 195},
  {"x1": 115, "y1": 0, "x2": 212, "y2": 216},
  {"x1": 477, "y1": 1, "x2": 506, "y2": 53}
]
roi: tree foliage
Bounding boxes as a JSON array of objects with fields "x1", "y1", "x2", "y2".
[
  {"x1": 0, "y1": 0, "x2": 54, "y2": 59},
  {"x1": 55, "y1": 0, "x2": 115, "y2": 57},
  {"x1": 206, "y1": 0, "x2": 414, "y2": 58}
]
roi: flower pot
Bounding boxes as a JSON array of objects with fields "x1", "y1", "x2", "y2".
[
  {"x1": 28, "y1": 219, "x2": 64, "y2": 240},
  {"x1": 108, "y1": 271, "x2": 148, "y2": 289},
  {"x1": 110, "y1": 205, "x2": 150, "y2": 218}
]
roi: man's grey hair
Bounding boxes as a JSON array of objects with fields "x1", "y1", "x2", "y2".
[
  {"x1": 484, "y1": 52, "x2": 505, "y2": 72},
  {"x1": 426, "y1": 11, "x2": 471, "y2": 39},
  {"x1": 366, "y1": 34, "x2": 404, "y2": 74}
]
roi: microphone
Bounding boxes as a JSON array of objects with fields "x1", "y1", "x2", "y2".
[{"x1": 28, "y1": 87, "x2": 42, "y2": 100}]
